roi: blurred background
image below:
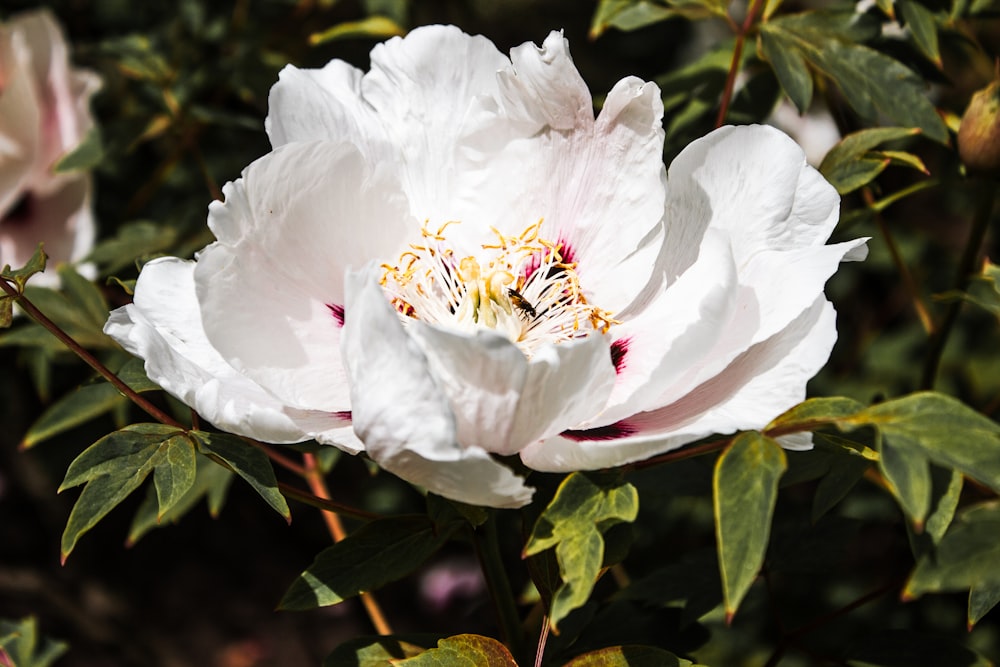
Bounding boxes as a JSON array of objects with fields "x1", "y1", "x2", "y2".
[{"x1": 2, "y1": 0, "x2": 999, "y2": 665}]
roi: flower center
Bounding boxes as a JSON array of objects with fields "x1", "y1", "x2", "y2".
[{"x1": 379, "y1": 220, "x2": 617, "y2": 356}]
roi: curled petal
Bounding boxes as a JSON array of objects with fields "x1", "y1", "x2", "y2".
[
  {"x1": 521, "y1": 299, "x2": 837, "y2": 471},
  {"x1": 196, "y1": 141, "x2": 414, "y2": 413},
  {"x1": 104, "y1": 258, "x2": 355, "y2": 447},
  {"x1": 342, "y1": 266, "x2": 534, "y2": 508},
  {"x1": 407, "y1": 322, "x2": 616, "y2": 456}
]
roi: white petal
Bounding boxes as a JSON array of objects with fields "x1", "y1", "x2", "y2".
[
  {"x1": 407, "y1": 323, "x2": 616, "y2": 456},
  {"x1": 196, "y1": 141, "x2": 414, "y2": 412},
  {"x1": 266, "y1": 59, "x2": 375, "y2": 148},
  {"x1": 521, "y1": 299, "x2": 836, "y2": 471},
  {"x1": 343, "y1": 266, "x2": 534, "y2": 508},
  {"x1": 590, "y1": 230, "x2": 737, "y2": 426},
  {"x1": 457, "y1": 46, "x2": 665, "y2": 312},
  {"x1": 361, "y1": 25, "x2": 512, "y2": 221},
  {"x1": 468, "y1": 51, "x2": 667, "y2": 313},
  {"x1": 661, "y1": 124, "x2": 840, "y2": 280},
  {"x1": 497, "y1": 30, "x2": 592, "y2": 130},
  {"x1": 776, "y1": 432, "x2": 814, "y2": 451},
  {"x1": 740, "y1": 238, "x2": 868, "y2": 346},
  {"x1": 104, "y1": 258, "x2": 352, "y2": 445}
]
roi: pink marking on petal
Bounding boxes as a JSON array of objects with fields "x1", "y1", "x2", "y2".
[
  {"x1": 610, "y1": 338, "x2": 630, "y2": 375},
  {"x1": 562, "y1": 421, "x2": 637, "y2": 441},
  {"x1": 326, "y1": 303, "x2": 345, "y2": 327},
  {"x1": 522, "y1": 238, "x2": 576, "y2": 282},
  {"x1": 559, "y1": 241, "x2": 576, "y2": 266},
  {"x1": 332, "y1": 410, "x2": 351, "y2": 421}
]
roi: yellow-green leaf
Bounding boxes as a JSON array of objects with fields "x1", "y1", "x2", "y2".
[
  {"x1": 713, "y1": 432, "x2": 787, "y2": 621},
  {"x1": 279, "y1": 516, "x2": 457, "y2": 610},
  {"x1": 564, "y1": 645, "x2": 698, "y2": 666},
  {"x1": 309, "y1": 16, "x2": 404, "y2": 45},
  {"x1": 395, "y1": 634, "x2": 517, "y2": 667},
  {"x1": 523, "y1": 473, "x2": 639, "y2": 630},
  {"x1": 52, "y1": 126, "x2": 103, "y2": 173},
  {"x1": 59, "y1": 424, "x2": 195, "y2": 560},
  {"x1": 191, "y1": 431, "x2": 290, "y2": 521}
]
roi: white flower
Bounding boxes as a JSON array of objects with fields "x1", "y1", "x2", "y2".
[
  {"x1": 105, "y1": 26, "x2": 866, "y2": 508},
  {"x1": 0, "y1": 9, "x2": 99, "y2": 284},
  {"x1": 767, "y1": 100, "x2": 841, "y2": 167}
]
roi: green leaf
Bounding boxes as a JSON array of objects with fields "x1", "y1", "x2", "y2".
[
  {"x1": 395, "y1": 634, "x2": 517, "y2": 666},
  {"x1": 616, "y1": 548, "x2": 722, "y2": 623},
  {"x1": 925, "y1": 467, "x2": 963, "y2": 545},
  {"x1": 819, "y1": 127, "x2": 924, "y2": 194},
  {"x1": 968, "y1": 580, "x2": 1000, "y2": 628},
  {"x1": 1, "y1": 246, "x2": 48, "y2": 325},
  {"x1": 758, "y1": 30, "x2": 814, "y2": 112},
  {"x1": 523, "y1": 473, "x2": 639, "y2": 630},
  {"x1": 308, "y1": 16, "x2": 404, "y2": 45},
  {"x1": 99, "y1": 35, "x2": 172, "y2": 82},
  {"x1": 0, "y1": 617, "x2": 67, "y2": 667},
  {"x1": 950, "y1": 258, "x2": 1000, "y2": 318},
  {"x1": 897, "y1": 0, "x2": 941, "y2": 66},
  {"x1": 713, "y1": 432, "x2": 787, "y2": 621},
  {"x1": 127, "y1": 456, "x2": 233, "y2": 545},
  {"x1": 905, "y1": 502, "x2": 1000, "y2": 599},
  {"x1": 324, "y1": 636, "x2": 435, "y2": 667},
  {"x1": 0, "y1": 284, "x2": 113, "y2": 351},
  {"x1": 811, "y1": 436, "x2": 872, "y2": 522},
  {"x1": 279, "y1": 516, "x2": 458, "y2": 610},
  {"x1": 115, "y1": 356, "x2": 162, "y2": 393},
  {"x1": 845, "y1": 393, "x2": 1000, "y2": 494},
  {"x1": 759, "y1": 12, "x2": 948, "y2": 142},
  {"x1": 153, "y1": 434, "x2": 197, "y2": 518},
  {"x1": 58, "y1": 424, "x2": 195, "y2": 560},
  {"x1": 878, "y1": 436, "x2": 931, "y2": 529},
  {"x1": 57, "y1": 265, "x2": 109, "y2": 329},
  {"x1": 23, "y1": 357, "x2": 161, "y2": 449},
  {"x1": 193, "y1": 432, "x2": 288, "y2": 501},
  {"x1": 563, "y1": 645, "x2": 697, "y2": 667},
  {"x1": 767, "y1": 396, "x2": 867, "y2": 432},
  {"x1": 590, "y1": 0, "x2": 717, "y2": 39},
  {"x1": 85, "y1": 221, "x2": 178, "y2": 275},
  {"x1": 426, "y1": 493, "x2": 489, "y2": 528},
  {"x1": 1, "y1": 244, "x2": 48, "y2": 292},
  {"x1": 23, "y1": 382, "x2": 126, "y2": 449},
  {"x1": 191, "y1": 431, "x2": 290, "y2": 521},
  {"x1": 52, "y1": 126, "x2": 104, "y2": 173}
]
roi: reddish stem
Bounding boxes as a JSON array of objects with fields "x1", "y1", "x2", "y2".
[
  {"x1": 716, "y1": 0, "x2": 764, "y2": 128},
  {"x1": 302, "y1": 452, "x2": 392, "y2": 635},
  {"x1": 1, "y1": 278, "x2": 183, "y2": 429}
]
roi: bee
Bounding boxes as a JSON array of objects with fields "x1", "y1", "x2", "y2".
[{"x1": 508, "y1": 287, "x2": 538, "y2": 320}]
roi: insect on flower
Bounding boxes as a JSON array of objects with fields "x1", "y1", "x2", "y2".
[{"x1": 508, "y1": 287, "x2": 537, "y2": 320}]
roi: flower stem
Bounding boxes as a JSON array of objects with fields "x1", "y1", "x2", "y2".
[
  {"x1": 630, "y1": 437, "x2": 731, "y2": 471},
  {"x1": 0, "y1": 279, "x2": 184, "y2": 429},
  {"x1": 2, "y1": 278, "x2": 374, "y2": 523},
  {"x1": 302, "y1": 452, "x2": 392, "y2": 635},
  {"x1": 716, "y1": 0, "x2": 763, "y2": 128},
  {"x1": 874, "y1": 215, "x2": 934, "y2": 334},
  {"x1": 921, "y1": 178, "x2": 996, "y2": 389},
  {"x1": 533, "y1": 616, "x2": 550, "y2": 667},
  {"x1": 277, "y1": 482, "x2": 380, "y2": 521},
  {"x1": 474, "y1": 512, "x2": 526, "y2": 661}
]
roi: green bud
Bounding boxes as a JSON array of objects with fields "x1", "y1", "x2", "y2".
[{"x1": 958, "y1": 79, "x2": 1000, "y2": 174}]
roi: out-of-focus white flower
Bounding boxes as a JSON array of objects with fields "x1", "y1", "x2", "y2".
[
  {"x1": 0, "y1": 9, "x2": 99, "y2": 284},
  {"x1": 105, "y1": 26, "x2": 866, "y2": 508},
  {"x1": 768, "y1": 100, "x2": 842, "y2": 167}
]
